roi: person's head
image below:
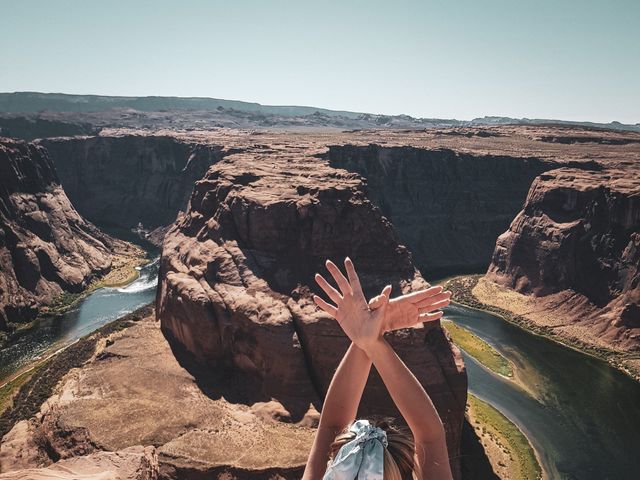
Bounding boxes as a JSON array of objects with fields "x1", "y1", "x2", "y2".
[{"x1": 326, "y1": 417, "x2": 417, "y2": 480}]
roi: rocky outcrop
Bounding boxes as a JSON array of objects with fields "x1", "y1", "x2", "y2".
[
  {"x1": 486, "y1": 167, "x2": 640, "y2": 351},
  {"x1": 0, "y1": 313, "x2": 315, "y2": 479},
  {"x1": 156, "y1": 147, "x2": 468, "y2": 478},
  {"x1": 325, "y1": 145, "x2": 558, "y2": 275},
  {"x1": 39, "y1": 135, "x2": 224, "y2": 230},
  {"x1": 0, "y1": 444, "x2": 157, "y2": 480},
  {"x1": 0, "y1": 138, "x2": 135, "y2": 331}
]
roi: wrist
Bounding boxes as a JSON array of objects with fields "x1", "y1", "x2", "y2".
[{"x1": 358, "y1": 336, "x2": 387, "y2": 357}]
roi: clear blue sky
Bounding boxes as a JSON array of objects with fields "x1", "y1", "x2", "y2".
[{"x1": 1, "y1": 0, "x2": 638, "y2": 123}]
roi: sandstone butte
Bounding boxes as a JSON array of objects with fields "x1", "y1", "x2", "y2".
[
  {"x1": 0, "y1": 138, "x2": 139, "y2": 333},
  {"x1": 155, "y1": 141, "x2": 472, "y2": 476},
  {"x1": 1, "y1": 125, "x2": 639, "y2": 479},
  {"x1": 483, "y1": 166, "x2": 640, "y2": 372}
]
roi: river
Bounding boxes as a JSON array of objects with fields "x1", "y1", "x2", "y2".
[
  {"x1": 0, "y1": 257, "x2": 159, "y2": 384},
  {"x1": 444, "y1": 302, "x2": 640, "y2": 480}
]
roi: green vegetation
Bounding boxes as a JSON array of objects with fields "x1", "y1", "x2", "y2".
[
  {"x1": 47, "y1": 291, "x2": 83, "y2": 314},
  {"x1": 467, "y1": 393, "x2": 543, "y2": 480},
  {"x1": 443, "y1": 319, "x2": 513, "y2": 378},
  {"x1": 0, "y1": 366, "x2": 42, "y2": 414}
]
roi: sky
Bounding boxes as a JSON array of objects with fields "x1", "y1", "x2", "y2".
[{"x1": 1, "y1": 0, "x2": 639, "y2": 123}]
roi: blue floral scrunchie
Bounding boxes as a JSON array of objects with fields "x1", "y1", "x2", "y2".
[{"x1": 323, "y1": 419, "x2": 388, "y2": 480}]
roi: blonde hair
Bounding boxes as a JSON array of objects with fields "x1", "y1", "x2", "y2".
[{"x1": 327, "y1": 417, "x2": 419, "y2": 480}]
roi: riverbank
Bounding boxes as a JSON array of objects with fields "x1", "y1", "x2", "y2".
[
  {"x1": 441, "y1": 320, "x2": 543, "y2": 479},
  {"x1": 0, "y1": 304, "x2": 154, "y2": 437},
  {"x1": 442, "y1": 320, "x2": 513, "y2": 378},
  {"x1": 38, "y1": 244, "x2": 148, "y2": 318},
  {"x1": 465, "y1": 394, "x2": 542, "y2": 480},
  {"x1": 2, "y1": 244, "x2": 149, "y2": 351},
  {"x1": 445, "y1": 275, "x2": 640, "y2": 383},
  {"x1": 0, "y1": 251, "x2": 156, "y2": 408}
]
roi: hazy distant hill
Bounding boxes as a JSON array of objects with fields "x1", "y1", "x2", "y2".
[
  {"x1": 0, "y1": 91, "x2": 363, "y2": 118},
  {"x1": 0, "y1": 92, "x2": 638, "y2": 133}
]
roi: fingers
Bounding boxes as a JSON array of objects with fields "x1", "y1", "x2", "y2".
[
  {"x1": 419, "y1": 310, "x2": 444, "y2": 322},
  {"x1": 313, "y1": 295, "x2": 338, "y2": 317},
  {"x1": 418, "y1": 298, "x2": 451, "y2": 313},
  {"x1": 315, "y1": 273, "x2": 342, "y2": 304},
  {"x1": 400, "y1": 285, "x2": 444, "y2": 303},
  {"x1": 325, "y1": 260, "x2": 353, "y2": 297},
  {"x1": 415, "y1": 291, "x2": 451, "y2": 309},
  {"x1": 344, "y1": 257, "x2": 364, "y2": 298}
]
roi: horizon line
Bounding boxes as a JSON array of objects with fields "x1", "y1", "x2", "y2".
[{"x1": 1, "y1": 90, "x2": 638, "y2": 126}]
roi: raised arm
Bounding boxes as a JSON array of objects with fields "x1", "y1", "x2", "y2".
[
  {"x1": 302, "y1": 260, "x2": 385, "y2": 480},
  {"x1": 364, "y1": 339, "x2": 453, "y2": 479},
  {"x1": 302, "y1": 343, "x2": 372, "y2": 480}
]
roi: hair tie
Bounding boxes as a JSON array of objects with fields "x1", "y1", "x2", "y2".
[{"x1": 323, "y1": 419, "x2": 388, "y2": 480}]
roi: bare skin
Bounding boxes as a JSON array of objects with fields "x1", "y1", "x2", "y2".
[{"x1": 303, "y1": 258, "x2": 453, "y2": 480}]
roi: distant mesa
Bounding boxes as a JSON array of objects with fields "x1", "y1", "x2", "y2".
[{"x1": 0, "y1": 92, "x2": 638, "y2": 135}]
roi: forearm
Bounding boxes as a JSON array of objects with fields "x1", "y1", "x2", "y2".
[
  {"x1": 303, "y1": 342, "x2": 372, "y2": 480},
  {"x1": 364, "y1": 338, "x2": 445, "y2": 444},
  {"x1": 319, "y1": 342, "x2": 372, "y2": 429}
]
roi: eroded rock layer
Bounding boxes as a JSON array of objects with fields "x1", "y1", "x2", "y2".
[
  {"x1": 156, "y1": 146, "x2": 468, "y2": 477},
  {"x1": 0, "y1": 313, "x2": 314, "y2": 479},
  {"x1": 486, "y1": 167, "x2": 640, "y2": 350},
  {"x1": 326, "y1": 145, "x2": 558, "y2": 275},
  {"x1": 0, "y1": 138, "x2": 133, "y2": 330},
  {"x1": 39, "y1": 135, "x2": 224, "y2": 230},
  {"x1": 321, "y1": 126, "x2": 640, "y2": 276}
]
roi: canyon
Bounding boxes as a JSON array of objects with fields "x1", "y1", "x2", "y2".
[
  {"x1": 1, "y1": 124, "x2": 639, "y2": 479},
  {"x1": 39, "y1": 135, "x2": 224, "y2": 231},
  {"x1": 0, "y1": 138, "x2": 139, "y2": 335}
]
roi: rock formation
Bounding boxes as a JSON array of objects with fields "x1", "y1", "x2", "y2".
[
  {"x1": 39, "y1": 135, "x2": 224, "y2": 230},
  {"x1": 325, "y1": 145, "x2": 557, "y2": 275},
  {"x1": 0, "y1": 445, "x2": 157, "y2": 480},
  {"x1": 0, "y1": 138, "x2": 135, "y2": 332},
  {"x1": 4, "y1": 125, "x2": 639, "y2": 478},
  {"x1": 0, "y1": 116, "x2": 97, "y2": 141},
  {"x1": 156, "y1": 146, "x2": 468, "y2": 477},
  {"x1": 323, "y1": 126, "x2": 640, "y2": 277},
  {"x1": 0, "y1": 312, "x2": 316, "y2": 479},
  {"x1": 486, "y1": 167, "x2": 640, "y2": 351}
]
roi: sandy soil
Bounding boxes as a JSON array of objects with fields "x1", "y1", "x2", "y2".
[{"x1": 94, "y1": 243, "x2": 147, "y2": 288}]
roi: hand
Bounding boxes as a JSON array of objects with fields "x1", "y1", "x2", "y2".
[
  {"x1": 369, "y1": 285, "x2": 451, "y2": 331},
  {"x1": 313, "y1": 258, "x2": 389, "y2": 350},
  {"x1": 313, "y1": 259, "x2": 451, "y2": 332}
]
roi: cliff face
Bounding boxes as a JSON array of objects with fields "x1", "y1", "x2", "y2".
[
  {"x1": 0, "y1": 138, "x2": 131, "y2": 330},
  {"x1": 156, "y1": 147, "x2": 468, "y2": 478},
  {"x1": 325, "y1": 145, "x2": 558, "y2": 276},
  {"x1": 486, "y1": 167, "x2": 640, "y2": 349},
  {"x1": 39, "y1": 135, "x2": 224, "y2": 230}
]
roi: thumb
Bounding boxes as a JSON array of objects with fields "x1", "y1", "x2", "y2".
[
  {"x1": 369, "y1": 285, "x2": 393, "y2": 309},
  {"x1": 376, "y1": 293, "x2": 390, "y2": 316}
]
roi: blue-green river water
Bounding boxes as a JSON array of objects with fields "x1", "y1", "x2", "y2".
[
  {"x1": 444, "y1": 303, "x2": 640, "y2": 480},
  {"x1": 0, "y1": 258, "x2": 158, "y2": 383}
]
